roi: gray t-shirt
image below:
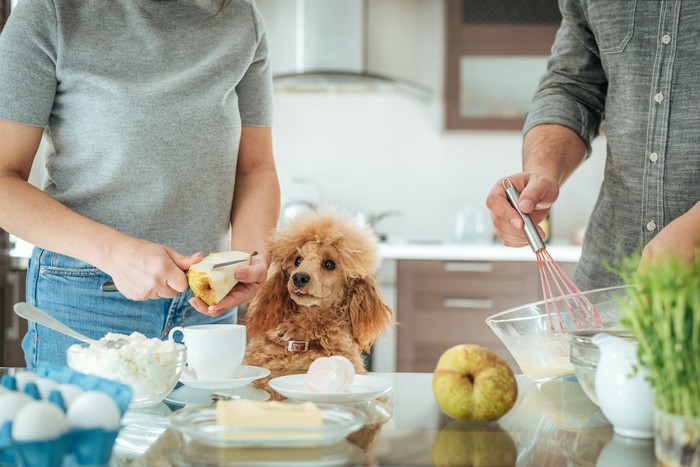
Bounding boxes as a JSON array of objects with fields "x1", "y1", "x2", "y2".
[
  {"x1": 0, "y1": 0, "x2": 272, "y2": 255},
  {"x1": 524, "y1": 0, "x2": 700, "y2": 291}
]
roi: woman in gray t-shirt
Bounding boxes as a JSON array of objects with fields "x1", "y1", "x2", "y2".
[{"x1": 0, "y1": 0, "x2": 280, "y2": 366}]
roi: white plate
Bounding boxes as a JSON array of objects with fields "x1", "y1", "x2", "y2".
[
  {"x1": 165, "y1": 384, "x2": 270, "y2": 406},
  {"x1": 169, "y1": 403, "x2": 367, "y2": 448},
  {"x1": 268, "y1": 374, "x2": 392, "y2": 403},
  {"x1": 179, "y1": 365, "x2": 270, "y2": 390}
]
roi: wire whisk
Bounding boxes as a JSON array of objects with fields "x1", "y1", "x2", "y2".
[{"x1": 502, "y1": 178, "x2": 604, "y2": 332}]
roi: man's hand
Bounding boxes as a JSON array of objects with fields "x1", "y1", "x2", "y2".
[
  {"x1": 641, "y1": 203, "x2": 700, "y2": 267},
  {"x1": 486, "y1": 172, "x2": 559, "y2": 247}
]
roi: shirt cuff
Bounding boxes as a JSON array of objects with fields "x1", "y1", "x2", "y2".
[{"x1": 524, "y1": 93, "x2": 600, "y2": 158}]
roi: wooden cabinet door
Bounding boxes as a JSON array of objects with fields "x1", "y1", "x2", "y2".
[{"x1": 396, "y1": 260, "x2": 543, "y2": 372}]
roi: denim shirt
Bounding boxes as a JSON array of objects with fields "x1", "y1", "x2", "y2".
[{"x1": 524, "y1": 0, "x2": 700, "y2": 291}]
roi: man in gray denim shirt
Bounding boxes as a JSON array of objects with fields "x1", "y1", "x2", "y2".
[{"x1": 486, "y1": 0, "x2": 700, "y2": 291}]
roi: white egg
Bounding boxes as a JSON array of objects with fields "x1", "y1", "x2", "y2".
[
  {"x1": 35, "y1": 377, "x2": 58, "y2": 400},
  {"x1": 13, "y1": 371, "x2": 38, "y2": 391},
  {"x1": 304, "y1": 357, "x2": 346, "y2": 393},
  {"x1": 67, "y1": 391, "x2": 121, "y2": 431},
  {"x1": 0, "y1": 392, "x2": 34, "y2": 425},
  {"x1": 55, "y1": 383, "x2": 83, "y2": 407},
  {"x1": 329, "y1": 355, "x2": 355, "y2": 391},
  {"x1": 11, "y1": 401, "x2": 69, "y2": 441}
]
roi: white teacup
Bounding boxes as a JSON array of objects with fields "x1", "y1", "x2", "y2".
[{"x1": 168, "y1": 324, "x2": 246, "y2": 381}]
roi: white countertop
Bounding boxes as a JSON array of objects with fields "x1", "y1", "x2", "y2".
[
  {"x1": 10, "y1": 237, "x2": 582, "y2": 264},
  {"x1": 378, "y1": 241, "x2": 582, "y2": 262}
]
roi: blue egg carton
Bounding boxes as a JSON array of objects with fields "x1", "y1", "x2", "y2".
[{"x1": 0, "y1": 363, "x2": 132, "y2": 466}]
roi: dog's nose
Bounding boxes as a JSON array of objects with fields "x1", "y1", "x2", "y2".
[{"x1": 292, "y1": 272, "x2": 310, "y2": 288}]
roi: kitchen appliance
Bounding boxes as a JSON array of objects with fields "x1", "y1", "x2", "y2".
[{"x1": 255, "y1": 0, "x2": 436, "y2": 96}]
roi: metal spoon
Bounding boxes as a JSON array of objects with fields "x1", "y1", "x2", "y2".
[{"x1": 13, "y1": 302, "x2": 126, "y2": 349}]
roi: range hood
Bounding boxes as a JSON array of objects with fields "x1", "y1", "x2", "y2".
[{"x1": 255, "y1": 0, "x2": 436, "y2": 97}]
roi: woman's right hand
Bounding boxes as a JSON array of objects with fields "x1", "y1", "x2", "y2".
[
  {"x1": 103, "y1": 238, "x2": 203, "y2": 301},
  {"x1": 485, "y1": 172, "x2": 560, "y2": 247}
]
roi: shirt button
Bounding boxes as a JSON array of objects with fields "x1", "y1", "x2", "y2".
[
  {"x1": 654, "y1": 92, "x2": 665, "y2": 103},
  {"x1": 646, "y1": 220, "x2": 657, "y2": 232},
  {"x1": 661, "y1": 34, "x2": 671, "y2": 44},
  {"x1": 649, "y1": 152, "x2": 659, "y2": 163}
]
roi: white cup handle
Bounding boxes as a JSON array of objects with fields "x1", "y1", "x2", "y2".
[{"x1": 168, "y1": 326, "x2": 185, "y2": 343}]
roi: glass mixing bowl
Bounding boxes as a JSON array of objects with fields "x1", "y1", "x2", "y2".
[
  {"x1": 67, "y1": 341, "x2": 186, "y2": 408},
  {"x1": 485, "y1": 285, "x2": 630, "y2": 382}
]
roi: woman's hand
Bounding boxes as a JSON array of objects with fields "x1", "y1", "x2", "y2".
[
  {"x1": 485, "y1": 172, "x2": 559, "y2": 247},
  {"x1": 189, "y1": 254, "x2": 269, "y2": 317},
  {"x1": 104, "y1": 237, "x2": 202, "y2": 301},
  {"x1": 641, "y1": 203, "x2": 700, "y2": 266}
]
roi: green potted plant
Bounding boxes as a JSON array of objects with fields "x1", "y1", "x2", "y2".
[{"x1": 617, "y1": 254, "x2": 700, "y2": 467}]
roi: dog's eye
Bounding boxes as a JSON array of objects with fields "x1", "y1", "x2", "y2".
[
  {"x1": 324, "y1": 260, "x2": 336, "y2": 270},
  {"x1": 294, "y1": 256, "x2": 302, "y2": 267}
]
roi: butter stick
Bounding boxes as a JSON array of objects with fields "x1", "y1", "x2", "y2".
[{"x1": 215, "y1": 400, "x2": 323, "y2": 440}]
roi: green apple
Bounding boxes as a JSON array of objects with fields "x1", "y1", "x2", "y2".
[
  {"x1": 431, "y1": 420, "x2": 517, "y2": 467},
  {"x1": 432, "y1": 344, "x2": 517, "y2": 422},
  {"x1": 188, "y1": 251, "x2": 256, "y2": 305}
]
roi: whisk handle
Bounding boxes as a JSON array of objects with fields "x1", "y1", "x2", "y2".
[{"x1": 502, "y1": 178, "x2": 546, "y2": 252}]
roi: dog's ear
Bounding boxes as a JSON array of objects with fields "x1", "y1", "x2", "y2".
[
  {"x1": 244, "y1": 265, "x2": 293, "y2": 338},
  {"x1": 347, "y1": 276, "x2": 393, "y2": 352}
]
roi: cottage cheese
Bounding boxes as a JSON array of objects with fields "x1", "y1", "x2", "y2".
[{"x1": 67, "y1": 332, "x2": 184, "y2": 404}]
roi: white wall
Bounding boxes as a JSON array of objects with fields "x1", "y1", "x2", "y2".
[{"x1": 273, "y1": 90, "x2": 607, "y2": 243}]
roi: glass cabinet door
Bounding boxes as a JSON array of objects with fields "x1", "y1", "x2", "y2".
[{"x1": 445, "y1": 0, "x2": 561, "y2": 130}]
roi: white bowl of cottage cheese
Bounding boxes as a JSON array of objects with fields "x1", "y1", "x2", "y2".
[{"x1": 67, "y1": 332, "x2": 186, "y2": 408}]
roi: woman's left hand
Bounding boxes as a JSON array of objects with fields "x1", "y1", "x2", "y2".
[
  {"x1": 189, "y1": 254, "x2": 269, "y2": 317},
  {"x1": 641, "y1": 202, "x2": 700, "y2": 266}
]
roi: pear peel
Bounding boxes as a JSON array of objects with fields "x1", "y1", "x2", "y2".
[{"x1": 188, "y1": 251, "x2": 257, "y2": 305}]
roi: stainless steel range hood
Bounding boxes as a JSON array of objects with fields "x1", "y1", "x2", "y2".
[{"x1": 256, "y1": 0, "x2": 437, "y2": 97}]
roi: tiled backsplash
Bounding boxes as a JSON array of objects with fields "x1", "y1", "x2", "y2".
[{"x1": 273, "y1": 91, "x2": 606, "y2": 243}]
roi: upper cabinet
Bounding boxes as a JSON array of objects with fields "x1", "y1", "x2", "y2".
[{"x1": 445, "y1": 0, "x2": 561, "y2": 130}]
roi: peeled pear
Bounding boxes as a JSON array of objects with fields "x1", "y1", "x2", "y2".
[{"x1": 188, "y1": 251, "x2": 256, "y2": 305}]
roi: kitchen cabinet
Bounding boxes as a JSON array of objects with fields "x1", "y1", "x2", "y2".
[
  {"x1": 0, "y1": 0, "x2": 9, "y2": 31},
  {"x1": 444, "y1": 0, "x2": 561, "y2": 130},
  {"x1": 396, "y1": 258, "x2": 576, "y2": 372},
  {"x1": 1, "y1": 260, "x2": 27, "y2": 367},
  {"x1": 2, "y1": 230, "x2": 27, "y2": 367}
]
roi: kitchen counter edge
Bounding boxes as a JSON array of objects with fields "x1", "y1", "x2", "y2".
[{"x1": 378, "y1": 242, "x2": 581, "y2": 262}]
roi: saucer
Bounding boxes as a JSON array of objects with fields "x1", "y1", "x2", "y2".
[
  {"x1": 268, "y1": 374, "x2": 392, "y2": 403},
  {"x1": 165, "y1": 384, "x2": 270, "y2": 406},
  {"x1": 178, "y1": 365, "x2": 270, "y2": 390}
]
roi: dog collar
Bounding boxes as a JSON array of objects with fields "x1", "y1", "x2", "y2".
[{"x1": 268, "y1": 335, "x2": 322, "y2": 352}]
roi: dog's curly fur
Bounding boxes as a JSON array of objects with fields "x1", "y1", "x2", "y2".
[{"x1": 243, "y1": 209, "x2": 393, "y2": 379}]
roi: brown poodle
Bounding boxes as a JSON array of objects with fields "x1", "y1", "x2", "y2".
[{"x1": 243, "y1": 209, "x2": 393, "y2": 380}]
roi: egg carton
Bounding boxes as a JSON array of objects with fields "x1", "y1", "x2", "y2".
[{"x1": 0, "y1": 363, "x2": 133, "y2": 466}]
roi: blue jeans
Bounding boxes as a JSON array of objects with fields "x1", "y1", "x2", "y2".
[{"x1": 22, "y1": 247, "x2": 237, "y2": 368}]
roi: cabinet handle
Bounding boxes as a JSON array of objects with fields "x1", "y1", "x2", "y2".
[
  {"x1": 442, "y1": 262, "x2": 494, "y2": 273},
  {"x1": 443, "y1": 298, "x2": 493, "y2": 309},
  {"x1": 5, "y1": 271, "x2": 20, "y2": 340}
]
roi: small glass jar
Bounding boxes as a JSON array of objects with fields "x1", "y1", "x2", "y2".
[{"x1": 654, "y1": 407, "x2": 700, "y2": 467}]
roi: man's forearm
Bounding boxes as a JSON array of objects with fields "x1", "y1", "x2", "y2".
[{"x1": 523, "y1": 124, "x2": 589, "y2": 185}]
